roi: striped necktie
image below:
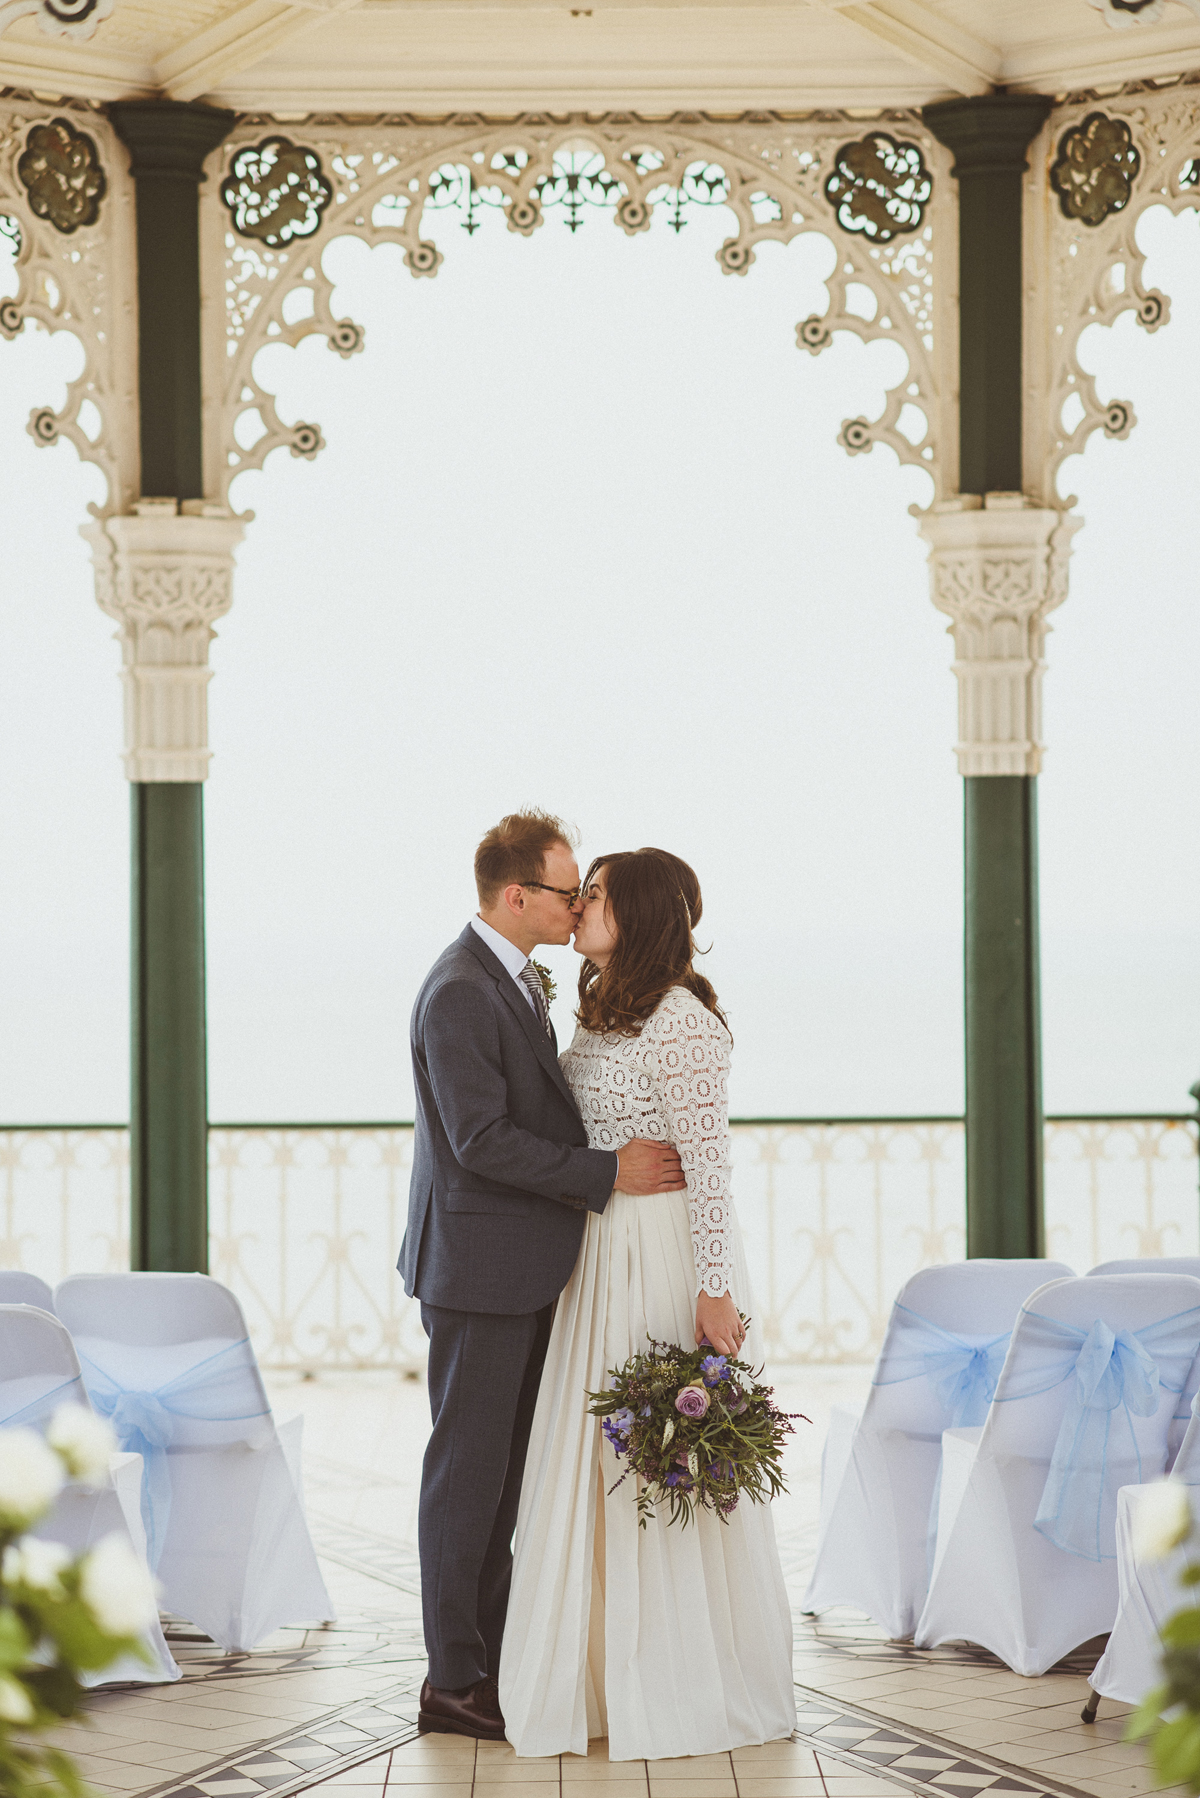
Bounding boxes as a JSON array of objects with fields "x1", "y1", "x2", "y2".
[{"x1": 518, "y1": 962, "x2": 552, "y2": 1036}]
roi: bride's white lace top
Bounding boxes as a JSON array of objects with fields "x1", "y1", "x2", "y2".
[{"x1": 561, "y1": 985, "x2": 733, "y2": 1298}]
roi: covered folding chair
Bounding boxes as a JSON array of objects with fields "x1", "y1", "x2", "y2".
[
  {"x1": 56, "y1": 1272, "x2": 334, "y2": 1652},
  {"x1": 916, "y1": 1272, "x2": 1200, "y2": 1675},
  {"x1": 802, "y1": 1259, "x2": 1073, "y2": 1639},
  {"x1": 0, "y1": 1304, "x2": 178, "y2": 1684},
  {"x1": 0, "y1": 1273, "x2": 55, "y2": 1312},
  {"x1": 1084, "y1": 1400, "x2": 1200, "y2": 1716},
  {"x1": 1089, "y1": 1262, "x2": 1200, "y2": 1464},
  {"x1": 1091, "y1": 1260, "x2": 1200, "y2": 1278}
]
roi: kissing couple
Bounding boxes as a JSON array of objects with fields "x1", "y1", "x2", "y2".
[{"x1": 397, "y1": 810, "x2": 795, "y2": 1761}]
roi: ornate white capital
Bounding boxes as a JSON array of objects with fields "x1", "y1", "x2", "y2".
[
  {"x1": 919, "y1": 496, "x2": 1082, "y2": 778},
  {"x1": 82, "y1": 505, "x2": 244, "y2": 782}
]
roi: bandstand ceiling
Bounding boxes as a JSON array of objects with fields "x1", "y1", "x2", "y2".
[{"x1": 1, "y1": 0, "x2": 1199, "y2": 113}]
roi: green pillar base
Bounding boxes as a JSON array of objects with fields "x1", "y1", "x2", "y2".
[
  {"x1": 131, "y1": 784, "x2": 208, "y2": 1273},
  {"x1": 964, "y1": 776, "x2": 1044, "y2": 1259}
]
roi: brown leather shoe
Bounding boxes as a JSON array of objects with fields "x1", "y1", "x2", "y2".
[{"x1": 418, "y1": 1675, "x2": 506, "y2": 1741}]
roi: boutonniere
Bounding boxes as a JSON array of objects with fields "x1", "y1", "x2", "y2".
[{"x1": 530, "y1": 959, "x2": 557, "y2": 1008}]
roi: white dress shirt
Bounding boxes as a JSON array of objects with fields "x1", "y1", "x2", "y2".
[{"x1": 470, "y1": 914, "x2": 538, "y2": 1014}]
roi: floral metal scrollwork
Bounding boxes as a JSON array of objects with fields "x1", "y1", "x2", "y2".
[
  {"x1": 0, "y1": 209, "x2": 20, "y2": 335},
  {"x1": 221, "y1": 137, "x2": 333, "y2": 248},
  {"x1": 210, "y1": 116, "x2": 949, "y2": 508},
  {"x1": 823, "y1": 133, "x2": 932, "y2": 243},
  {"x1": 0, "y1": 0, "x2": 113, "y2": 39},
  {"x1": 17, "y1": 118, "x2": 106, "y2": 235},
  {"x1": 1050, "y1": 113, "x2": 1140, "y2": 227}
]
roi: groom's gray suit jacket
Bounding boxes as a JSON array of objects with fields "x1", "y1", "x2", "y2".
[{"x1": 398, "y1": 923, "x2": 619, "y2": 1316}]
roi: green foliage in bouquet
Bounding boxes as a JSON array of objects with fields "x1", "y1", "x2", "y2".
[
  {"x1": 0, "y1": 1406, "x2": 159, "y2": 1798},
  {"x1": 587, "y1": 1328, "x2": 804, "y2": 1528},
  {"x1": 1122, "y1": 1480, "x2": 1200, "y2": 1791}
]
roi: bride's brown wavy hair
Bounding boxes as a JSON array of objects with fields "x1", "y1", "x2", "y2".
[{"x1": 576, "y1": 847, "x2": 730, "y2": 1038}]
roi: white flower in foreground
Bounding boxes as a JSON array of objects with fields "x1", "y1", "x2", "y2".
[
  {"x1": 80, "y1": 1535, "x2": 157, "y2": 1637},
  {"x1": 2, "y1": 1536, "x2": 71, "y2": 1593},
  {"x1": 0, "y1": 1676, "x2": 33, "y2": 1724},
  {"x1": 0, "y1": 1429, "x2": 64, "y2": 1527},
  {"x1": 48, "y1": 1404, "x2": 114, "y2": 1485},
  {"x1": 1133, "y1": 1478, "x2": 1193, "y2": 1563}
]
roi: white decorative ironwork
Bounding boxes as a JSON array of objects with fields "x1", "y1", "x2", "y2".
[
  {"x1": 201, "y1": 113, "x2": 956, "y2": 511},
  {"x1": 82, "y1": 504, "x2": 245, "y2": 781},
  {"x1": 0, "y1": 0, "x2": 113, "y2": 41},
  {"x1": 1045, "y1": 1116, "x2": 1200, "y2": 1270},
  {"x1": 0, "y1": 95, "x2": 136, "y2": 519},
  {"x1": 1086, "y1": 0, "x2": 1200, "y2": 26},
  {"x1": 0, "y1": 1130, "x2": 128, "y2": 1282},
  {"x1": 1025, "y1": 80, "x2": 1200, "y2": 507},
  {"x1": 919, "y1": 494, "x2": 1082, "y2": 777},
  {"x1": 1, "y1": 1118, "x2": 1194, "y2": 1371}
]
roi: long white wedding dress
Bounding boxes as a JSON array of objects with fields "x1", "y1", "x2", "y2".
[{"x1": 499, "y1": 986, "x2": 796, "y2": 1760}]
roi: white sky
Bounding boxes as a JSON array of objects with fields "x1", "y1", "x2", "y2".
[{"x1": 1, "y1": 197, "x2": 1197, "y2": 1124}]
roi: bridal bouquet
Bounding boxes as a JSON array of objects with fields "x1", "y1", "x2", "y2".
[
  {"x1": 0, "y1": 1405, "x2": 158, "y2": 1798},
  {"x1": 587, "y1": 1331, "x2": 801, "y2": 1528},
  {"x1": 1125, "y1": 1481, "x2": 1200, "y2": 1789}
]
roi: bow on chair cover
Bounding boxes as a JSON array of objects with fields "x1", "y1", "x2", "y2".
[
  {"x1": 996, "y1": 1305, "x2": 1200, "y2": 1563},
  {"x1": 79, "y1": 1339, "x2": 270, "y2": 1571},
  {"x1": 875, "y1": 1305, "x2": 1011, "y2": 1429}
]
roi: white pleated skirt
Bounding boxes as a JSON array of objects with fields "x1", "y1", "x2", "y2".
[{"x1": 499, "y1": 1189, "x2": 796, "y2": 1761}]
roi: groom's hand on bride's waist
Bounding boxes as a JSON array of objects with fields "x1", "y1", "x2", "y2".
[{"x1": 614, "y1": 1140, "x2": 686, "y2": 1195}]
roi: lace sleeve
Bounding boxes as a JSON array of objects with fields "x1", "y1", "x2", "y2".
[{"x1": 646, "y1": 991, "x2": 734, "y2": 1299}]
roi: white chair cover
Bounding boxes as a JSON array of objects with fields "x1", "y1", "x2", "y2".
[
  {"x1": 0, "y1": 1274, "x2": 55, "y2": 1312},
  {"x1": 1088, "y1": 1485, "x2": 1189, "y2": 1707},
  {"x1": 916, "y1": 1273, "x2": 1200, "y2": 1675},
  {"x1": 1091, "y1": 1260, "x2": 1200, "y2": 1278},
  {"x1": 55, "y1": 1272, "x2": 334, "y2": 1652},
  {"x1": 1089, "y1": 1262, "x2": 1200, "y2": 1464},
  {"x1": 0, "y1": 1304, "x2": 178, "y2": 1685},
  {"x1": 802, "y1": 1259, "x2": 1073, "y2": 1639},
  {"x1": 1088, "y1": 1398, "x2": 1200, "y2": 1708}
]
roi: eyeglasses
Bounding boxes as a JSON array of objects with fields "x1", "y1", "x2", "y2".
[{"x1": 522, "y1": 881, "x2": 582, "y2": 905}]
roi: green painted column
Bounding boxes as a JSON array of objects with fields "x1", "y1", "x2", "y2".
[
  {"x1": 109, "y1": 101, "x2": 235, "y2": 1272},
  {"x1": 923, "y1": 95, "x2": 1053, "y2": 1260}
]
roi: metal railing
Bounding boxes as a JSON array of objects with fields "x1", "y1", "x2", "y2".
[{"x1": 0, "y1": 1116, "x2": 1196, "y2": 1369}]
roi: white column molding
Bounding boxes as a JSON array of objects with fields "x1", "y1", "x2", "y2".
[
  {"x1": 82, "y1": 504, "x2": 244, "y2": 783},
  {"x1": 919, "y1": 495, "x2": 1082, "y2": 778}
]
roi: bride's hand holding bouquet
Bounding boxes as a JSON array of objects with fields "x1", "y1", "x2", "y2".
[{"x1": 587, "y1": 1321, "x2": 805, "y2": 1529}]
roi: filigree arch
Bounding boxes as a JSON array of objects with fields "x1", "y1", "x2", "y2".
[
  {"x1": 0, "y1": 97, "x2": 136, "y2": 520},
  {"x1": 203, "y1": 112, "x2": 955, "y2": 515},
  {"x1": 1027, "y1": 83, "x2": 1200, "y2": 508}
]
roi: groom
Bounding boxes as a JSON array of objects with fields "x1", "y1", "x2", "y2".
[{"x1": 398, "y1": 810, "x2": 685, "y2": 1742}]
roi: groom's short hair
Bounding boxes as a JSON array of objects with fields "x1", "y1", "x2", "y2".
[{"x1": 475, "y1": 810, "x2": 578, "y2": 907}]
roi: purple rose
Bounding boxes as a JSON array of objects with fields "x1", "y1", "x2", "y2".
[
  {"x1": 725, "y1": 1385, "x2": 749, "y2": 1416},
  {"x1": 675, "y1": 1383, "x2": 710, "y2": 1419}
]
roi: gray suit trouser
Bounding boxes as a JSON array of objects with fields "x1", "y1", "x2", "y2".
[{"x1": 419, "y1": 1300, "x2": 553, "y2": 1690}]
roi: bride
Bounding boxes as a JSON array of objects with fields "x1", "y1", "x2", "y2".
[{"x1": 499, "y1": 847, "x2": 796, "y2": 1760}]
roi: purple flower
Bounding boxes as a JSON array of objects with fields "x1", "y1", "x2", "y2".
[
  {"x1": 675, "y1": 1383, "x2": 710, "y2": 1419},
  {"x1": 666, "y1": 1469, "x2": 693, "y2": 1490},
  {"x1": 725, "y1": 1385, "x2": 749, "y2": 1416},
  {"x1": 602, "y1": 1407, "x2": 634, "y2": 1453},
  {"x1": 700, "y1": 1355, "x2": 728, "y2": 1388}
]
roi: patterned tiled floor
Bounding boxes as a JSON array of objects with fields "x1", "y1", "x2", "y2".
[{"x1": 53, "y1": 1369, "x2": 1164, "y2": 1798}]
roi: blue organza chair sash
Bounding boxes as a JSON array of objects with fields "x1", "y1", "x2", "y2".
[
  {"x1": 874, "y1": 1304, "x2": 1011, "y2": 1429},
  {"x1": 994, "y1": 1302, "x2": 1200, "y2": 1562},
  {"x1": 0, "y1": 1376, "x2": 86, "y2": 1432},
  {"x1": 79, "y1": 1337, "x2": 270, "y2": 1570}
]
